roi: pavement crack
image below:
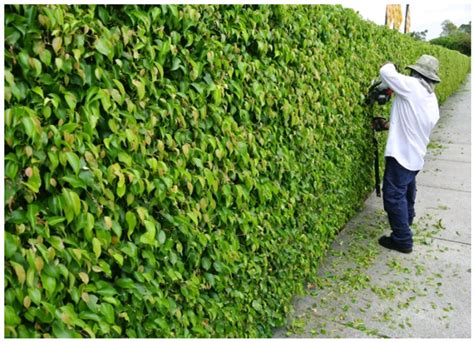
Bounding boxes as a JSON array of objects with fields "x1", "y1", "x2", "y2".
[
  {"x1": 431, "y1": 236, "x2": 471, "y2": 246},
  {"x1": 322, "y1": 316, "x2": 391, "y2": 338},
  {"x1": 416, "y1": 183, "x2": 470, "y2": 193},
  {"x1": 428, "y1": 158, "x2": 470, "y2": 164}
]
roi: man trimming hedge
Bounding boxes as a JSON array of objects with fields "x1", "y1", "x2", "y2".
[{"x1": 375, "y1": 55, "x2": 441, "y2": 254}]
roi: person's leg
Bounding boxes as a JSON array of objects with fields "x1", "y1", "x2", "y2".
[{"x1": 382, "y1": 157, "x2": 417, "y2": 249}]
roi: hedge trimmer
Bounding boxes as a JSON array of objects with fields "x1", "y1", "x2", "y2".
[{"x1": 366, "y1": 77, "x2": 392, "y2": 197}]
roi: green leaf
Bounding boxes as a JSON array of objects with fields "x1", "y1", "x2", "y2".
[
  {"x1": 55, "y1": 57, "x2": 63, "y2": 70},
  {"x1": 113, "y1": 79, "x2": 126, "y2": 97},
  {"x1": 5, "y1": 69, "x2": 15, "y2": 86},
  {"x1": 111, "y1": 221, "x2": 122, "y2": 239},
  {"x1": 64, "y1": 92, "x2": 77, "y2": 110},
  {"x1": 32, "y1": 86, "x2": 44, "y2": 98},
  {"x1": 98, "y1": 89, "x2": 111, "y2": 111},
  {"x1": 5, "y1": 108, "x2": 13, "y2": 127},
  {"x1": 48, "y1": 151, "x2": 59, "y2": 172},
  {"x1": 252, "y1": 300, "x2": 262, "y2": 311},
  {"x1": 49, "y1": 235, "x2": 65, "y2": 251},
  {"x1": 125, "y1": 211, "x2": 137, "y2": 239},
  {"x1": 41, "y1": 274, "x2": 57, "y2": 297},
  {"x1": 117, "y1": 181, "x2": 126, "y2": 198},
  {"x1": 22, "y1": 116, "x2": 38, "y2": 139},
  {"x1": 5, "y1": 27, "x2": 21, "y2": 45},
  {"x1": 112, "y1": 253, "x2": 124, "y2": 267},
  {"x1": 192, "y1": 158, "x2": 204, "y2": 169},
  {"x1": 72, "y1": 48, "x2": 82, "y2": 62},
  {"x1": 18, "y1": 51, "x2": 30, "y2": 72},
  {"x1": 22, "y1": 166, "x2": 42, "y2": 193},
  {"x1": 29, "y1": 57, "x2": 42, "y2": 77},
  {"x1": 27, "y1": 203, "x2": 40, "y2": 229},
  {"x1": 158, "y1": 230, "x2": 166, "y2": 245},
  {"x1": 140, "y1": 220, "x2": 156, "y2": 245},
  {"x1": 92, "y1": 238, "x2": 101, "y2": 259},
  {"x1": 136, "y1": 207, "x2": 148, "y2": 223},
  {"x1": 62, "y1": 175, "x2": 87, "y2": 189},
  {"x1": 28, "y1": 288, "x2": 42, "y2": 305},
  {"x1": 169, "y1": 5, "x2": 178, "y2": 17},
  {"x1": 10, "y1": 261, "x2": 26, "y2": 286},
  {"x1": 213, "y1": 261, "x2": 224, "y2": 273},
  {"x1": 5, "y1": 232, "x2": 19, "y2": 259},
  {"x1": 5, "y1": 161, "x2": 18, "y2": 181},
  {"x1": 78, "y1": 271, "x2": 89, "y2": 284},
  {"x1": 171, "y1": 57, "x2": 182, "y2": 71},
  {"x1": 116, "y1": 277, "x2": 135, "y2": 289},
  {"x1": 100, "y1": 303, "x2": 115, "y2": 324},
  {"x1": 46, "y1": 216, "x2": 66, "y2": 226},
  {"x1": 5, "y1": 306, "x2": 21, "y2": 326},
  {"x1": 40, "y1": 49, "x2": 52, "y2": 66},
  {"x1": 65, "y1": 151, "x2": 81, "y2": 175},
  {"x1": 118, "y1": 152, "x2": 133, "y2": 167},
  {"x1": 52, "y1": 36, "x2": 63, "y2": 54},
  {"x1": 61, "y1": 188, "x2": 81, "y2": 223},
  {"x1": 132, "y1": 79, "x2": 145, "y2": 100},
  {"x1": 52, "y1": 320, "x2": 82, "y2": 338},
  {"x1": 95, "y1": 38, "x2": 114, "y2": 58},
  {"x1": 201, "y1": 257, "x2": 211, "y2": 271}
]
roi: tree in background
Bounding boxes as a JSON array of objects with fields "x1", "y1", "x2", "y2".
[
  {"x1": 408, "y1": 29, "x2": 428, "y2": 41},
  {"x1": 440, "y1": 20, "x2": 459, "y2": 36},
  {"x1": 459, "y1": 21, "x2": 471, "y2": 34},
  {"x1": 431, "y1": 20, "x2": 471, "y2": 56}
]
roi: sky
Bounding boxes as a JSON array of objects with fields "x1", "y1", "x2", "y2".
[{"x1": 341, "y1": 2, "x2": 472, "y2": 40}]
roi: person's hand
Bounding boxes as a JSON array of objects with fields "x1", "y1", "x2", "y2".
[{"x1": 372, "y1": 117, "x2": 389, "y2": 131}]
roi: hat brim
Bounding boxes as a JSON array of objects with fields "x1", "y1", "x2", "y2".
[{"x1": 407, "y1": 65, "x2": 441, "y2": 83}]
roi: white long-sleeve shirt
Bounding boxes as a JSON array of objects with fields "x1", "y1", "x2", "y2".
[{"x1": 380, "y1": 63, "x2": 439, "y2": 171}]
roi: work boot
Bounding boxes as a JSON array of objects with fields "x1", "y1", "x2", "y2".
[{"x1": 378, "y1": 236, "x2": 412, "y2": 254}]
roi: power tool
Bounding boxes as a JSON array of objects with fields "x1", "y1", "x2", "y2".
[
  {"x1": 366, "y1": 77, "x2": 393, "y2": 197},
  {"x1": 366, "y1": 77, "x2": 393, "y2": 106}
]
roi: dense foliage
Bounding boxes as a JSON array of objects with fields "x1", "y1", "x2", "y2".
[
  {"x1": 431, "y1": 32, "x2": 471, "y2": 56},
  {"x1": 4, "y1": 5, "x2": 470, "y2": 338}
]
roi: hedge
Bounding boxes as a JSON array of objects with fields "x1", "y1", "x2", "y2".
[
  {"x1": 4, "y1": 4, "x2": 470, "y2": 338},
  {"x1": 430, "y1": 32, "x2": 471, "y2": 56}
]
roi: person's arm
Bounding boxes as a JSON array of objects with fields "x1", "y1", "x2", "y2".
[{"x1": 380, "y1": 63, "x2": 413, "y2": 98}]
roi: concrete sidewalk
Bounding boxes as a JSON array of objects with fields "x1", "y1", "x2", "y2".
[{"x1": 273, "y1": 75, "x2": 471, "y2": 338}]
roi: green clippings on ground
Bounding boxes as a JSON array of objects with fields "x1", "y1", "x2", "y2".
[
  {"x1": 443, "y1": 303, "x2": 455, "y2": 312},
  {"x1": 285, "y1": 314, "x2": 309, "y2": 335},
  {"x1": 344, "y1": 319, "x2": 381, "y2": 337},
  {"x1": 415, "y1": 264, "x2": 426, "y2": 275},
  {"x1": 387, "y1": 259, "x2": 411, "y2": 274},
  {"x1": 428, "y1": 141, "x2": 444, "y2": 150},
  {"x1": 375, "y1": 310, "x2": 393, "y2": 323},
  {"x1": 279, "y1": 200, "x2": 463, "y2": 338}
]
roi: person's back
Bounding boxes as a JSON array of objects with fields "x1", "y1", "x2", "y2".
[
  {"x1": 377, "y1": 55, "x2": 441, "y2": 254},
  {"x1": 380, "y1": 63, "x2": 440, "y2": 171}
]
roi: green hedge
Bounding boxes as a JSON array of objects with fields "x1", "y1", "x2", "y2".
[
  {"x1": 4, "y1": 5, "x2": 470, "y2": 338},
  {"x1": 431, "y1": 32, "x2": 471, "y2": 56}
]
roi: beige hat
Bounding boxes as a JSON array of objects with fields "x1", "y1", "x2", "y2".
[{"x1": 407, "y1": 55, "x2": 441, "y2": 83}]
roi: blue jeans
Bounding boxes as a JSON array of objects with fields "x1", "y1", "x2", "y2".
[{"x1": 382, "y1": 157, "x2": 419, "y2": 249}]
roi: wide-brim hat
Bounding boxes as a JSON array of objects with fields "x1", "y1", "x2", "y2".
[{"x1": 406, "y1": 54, "x2": 441, "y2": 83}]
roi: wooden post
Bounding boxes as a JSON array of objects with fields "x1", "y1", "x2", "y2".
[{"x1": 404, "y1": 4, "x2": 410, "y2": 33}]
